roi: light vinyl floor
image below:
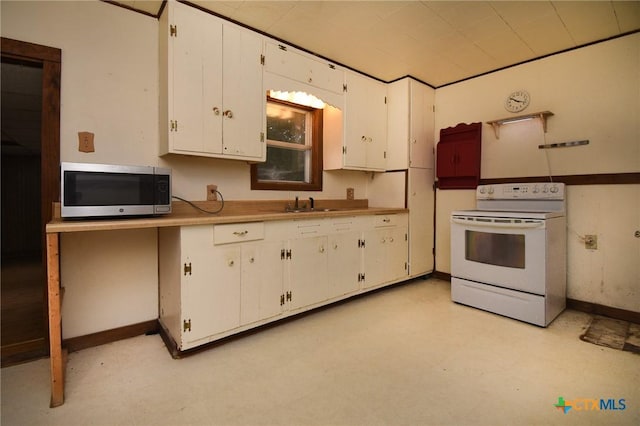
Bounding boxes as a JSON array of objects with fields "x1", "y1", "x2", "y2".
[{"x1": 2, "y1": 279, "x2": 638, "y2": 426}]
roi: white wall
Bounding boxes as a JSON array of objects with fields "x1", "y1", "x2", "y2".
[
  {"x1": 434, "y1": 34, "x2": 640, "y2": 312},
  {"x1": 1, "y1": 0, "x2": 370, "y2": 338}
]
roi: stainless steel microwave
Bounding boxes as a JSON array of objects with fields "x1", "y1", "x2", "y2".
[{"x1": 61, "y1": 162, "x2": 172, "y2": 218}]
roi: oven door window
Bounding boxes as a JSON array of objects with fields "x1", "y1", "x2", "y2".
[{"x1": 465, "y1": 230, "x2": 525, "y2": 269}]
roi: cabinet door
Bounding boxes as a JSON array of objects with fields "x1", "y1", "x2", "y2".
[
  {"x1": 264, "y1": 42, "x2": 311, "y2": 86},
  {"x1": 308, "y1": 58, "x2": 344, "y2": 94},
  {"x1": 362, "y1": 228, "x2": 388, "y2": 289},
  {"x1": 264, "y1": 42, "x2": 343, "y2": 94},
  {"x1": 288, "y1": 236, "x2": 328, "y2": 310},
  {"x1": 221, "y1": 25, "x2": 265, "y2": 160},
  {"x1": 435, "y1": 141, "x2": 457, "y2": 178},
  {"x1": 409, "y1": 80, "x2": 435, "y2": 168},
  {"x1": 455, "y1": 139, "x2": 480, "y2": 177},
  {"x1": 241, "y1": 241, "x2": 284, "y2": 326},
  {"x1": 344, "y1": 72, "x2": 387, "y2": 170},
  {"x1": 386, "y1": 226, "x2": 409, "y2": 282},
  {"x1": 170, "y1": 2, "x2": 223, "y2": 155},
  {"x1": 327, "y1": 231, "x2": 361, "y2": 298},
  {"x1": 386, "y1": 78, "x2": 410, "y2": 170},
  {"x1": 408, "y1": 168, "x2": 435, "y2": 276},
  {"x1": 181, "y1": 227, "x2": 240, "y2": 346}
]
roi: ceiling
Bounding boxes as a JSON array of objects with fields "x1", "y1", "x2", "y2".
[{"x1": 115, "y1": 0, "x2": 640, "y2": 87}]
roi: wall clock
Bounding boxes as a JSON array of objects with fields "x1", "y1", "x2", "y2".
[{"x1": 504, "y1": 90, "x2": 530, "y2": 113}]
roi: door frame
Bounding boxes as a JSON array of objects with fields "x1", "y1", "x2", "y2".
[{"x1": 1, "y1": 37, "x2": 61, "y2": 358}]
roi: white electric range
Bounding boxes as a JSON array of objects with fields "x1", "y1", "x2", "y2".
[{"x1": 450, "y1": 182, "x2": 567, "y2": 326}]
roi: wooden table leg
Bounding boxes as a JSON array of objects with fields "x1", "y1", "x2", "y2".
[{"x1": 47, "y1": 232, "x2": 64, "y2": 407}]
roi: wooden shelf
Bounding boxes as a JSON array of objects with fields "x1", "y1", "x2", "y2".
[{"x1": 486, "y1": 111, "x2": 554, "y2": 139}]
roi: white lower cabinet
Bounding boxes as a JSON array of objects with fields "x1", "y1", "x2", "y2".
[
  {"x1": 362, "y1": 215, "x2": 409, "y2": 289},
  {"x1": 240, "y1": 240, "x2": 284, "y2": 326},
  {"x1": 159, "y1": 225, "x2": 242, "y2": 351},
  {"x1": 327, "y1": 219, "x2": 362, "y2": 299},
  {"x1": 159, "y1": 213, "x2": 408, "y2": 353},
  {"x1": 287, "y1": 234, "x2": 328, "y2": 311}
]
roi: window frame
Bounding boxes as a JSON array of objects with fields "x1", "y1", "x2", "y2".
[{"x1": 251, "y1": 97, "x2": 323, "y2": 191}]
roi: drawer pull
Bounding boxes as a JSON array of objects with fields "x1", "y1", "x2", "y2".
[
  {"x1": 228, "y1": 260, "x2": 235, "y2": 267},
  {"x1": 233, "y1": 231, "x2": 248, "y2": 237},
  {"x1": 383, "y1": 218, "x2": 391, "y2": 223},
  {"x1": 319, "y1": 246, "x2": 325, "y2": 253}
]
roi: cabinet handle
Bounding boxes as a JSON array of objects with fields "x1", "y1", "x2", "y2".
[
  {"x1": 389, "y1": 237, "x2": 394, "y2": 243},
  {"x1": 367, "y1": 137, "x2": 373, "y2": 143},
  {"x1": 233, "y1": 231, "x2": 248, "y2": 237},
  {"x1": 228, "y1": 259, "x2": 235, "y2": 267},
  {"x1": 361, "y1": 136, "x2": 367, "y2": 142},
  {"x1": 333, "y1": 244, "x2": 338, "y2": 250},
  {"x1": 319, "y1": 246, "x2": 325, "y2": 253},
  {"x1": 213, "y1": 107, "x2": 220, "y2": 115},
  {"x1": 249, "y1": 257, "x2": 255, "y2": 263},
  {"x1": 383, "y1": 218, "x2": 391, "y2": 223},
  {"x1": 381, "y1": 238, "x2": 386, "y2": 243},
  {"x1": 224, "y1": 110, "x2": 233, "y2": 118}
]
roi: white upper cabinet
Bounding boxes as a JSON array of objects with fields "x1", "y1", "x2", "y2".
[
  {"x1": 159, "y1": 1, "x2": 265, "y2": 161},
  {"x1": 264, "y1": 42, "x2": 344, "y2": 95},
  {"x1": 386, "y1": 78, "x2": 435, "y2": 169},
  {"x1": 325, "y1": 70, "x2": 387, "y2": 171},
  {"x1": 221, "y1": 25, "x2": 265, "y2": 159}
]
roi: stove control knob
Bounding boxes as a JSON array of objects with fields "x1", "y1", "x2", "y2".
[
  {"x1": 532, "y1": 185, "x2": 540, "y2": 193},
  {"x1": 488, "y1": 186, "x2": 494, "y2": 194},
  {"x1": 542, "y1": 185, "x2": 549, "y2": 193},
  {"x1": 550, "y1": 185, "x2": 559, "y2": 193},
  {"x1": 479, "y1": 187, "x2": 486, "y2": 194}
]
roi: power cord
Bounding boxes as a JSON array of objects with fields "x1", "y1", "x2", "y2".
[{"x1": 172, "y1": 190, "x2": 224, "y2": 214}]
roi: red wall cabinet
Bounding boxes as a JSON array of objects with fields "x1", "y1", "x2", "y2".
[{"x1": 436, "y1": 122, "x2": 481, "y2": 189}]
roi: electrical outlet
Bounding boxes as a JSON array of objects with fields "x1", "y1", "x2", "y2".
[
  {"x1": 206, "y1": 184, "x2": 218, "y2": 201},
  {"x1": 346, "y1": 187, "x2": 354, "y2": 200},
  {"x1": 585, "y1": 234, "x2": 597, "y2": 250}
]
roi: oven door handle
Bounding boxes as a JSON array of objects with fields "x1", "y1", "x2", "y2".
[{"x1": 452, "y1": 217, "x2": 545, "y2": 229}]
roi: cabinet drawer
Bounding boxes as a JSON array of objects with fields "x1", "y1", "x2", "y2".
[
  {"x1": 214, "y1": 222, "x2": 265, "y2": 245},
  {"x1": 373, "y1": 214, "x2": 399, "y2": 227},
  {"x1": 291, "y1": 219, "x2": 324, "y2": 238},
  {"x1": 328, "y1": 216, "x2": 366, "y2": 233}
]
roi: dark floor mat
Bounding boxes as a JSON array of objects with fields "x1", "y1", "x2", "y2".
[{"x1": 580, "y1": 316, "x2": 640, "y2": 355}]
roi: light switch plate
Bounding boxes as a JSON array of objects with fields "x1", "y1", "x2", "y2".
[{"x1": 78, "y1": 131, "x2": 95, "y2": 153}]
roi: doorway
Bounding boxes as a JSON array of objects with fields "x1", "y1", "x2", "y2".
[{"x1": 1, "y1": 38, "x2": 60, "y2": 366}]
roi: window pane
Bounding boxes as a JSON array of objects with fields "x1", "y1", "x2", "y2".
[
  {"x1": 257, "y1": 147, "x2": 308, "y2": 183},
  {"x1": 266, "y1": 104, "x2": 306, "y2": 145}
]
